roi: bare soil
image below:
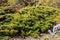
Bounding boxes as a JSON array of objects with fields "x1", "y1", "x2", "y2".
[{"x1": 9, "y1": 34, "x2": 60, "y2": 40}]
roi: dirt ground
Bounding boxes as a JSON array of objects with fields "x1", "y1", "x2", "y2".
[{"x1": 9, "y1": 34, "x2": 60, "y2": 40}]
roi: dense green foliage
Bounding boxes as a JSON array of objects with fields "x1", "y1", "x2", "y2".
[{"x1": 0, "y1": 6, "x2": 60, "y2": 37}]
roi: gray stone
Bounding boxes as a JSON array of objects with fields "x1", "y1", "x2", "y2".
[{"x1": 53, "y1": 24, "x2": 60, "y2": 34}]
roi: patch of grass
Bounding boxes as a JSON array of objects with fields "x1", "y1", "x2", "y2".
[{"x1": 0, "y1": 36, "x2": 10, "y2": 40}]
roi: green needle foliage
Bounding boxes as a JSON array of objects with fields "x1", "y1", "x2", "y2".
[{"x1": 0, "y1": 6, "x2": 60, "y2": 37}]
